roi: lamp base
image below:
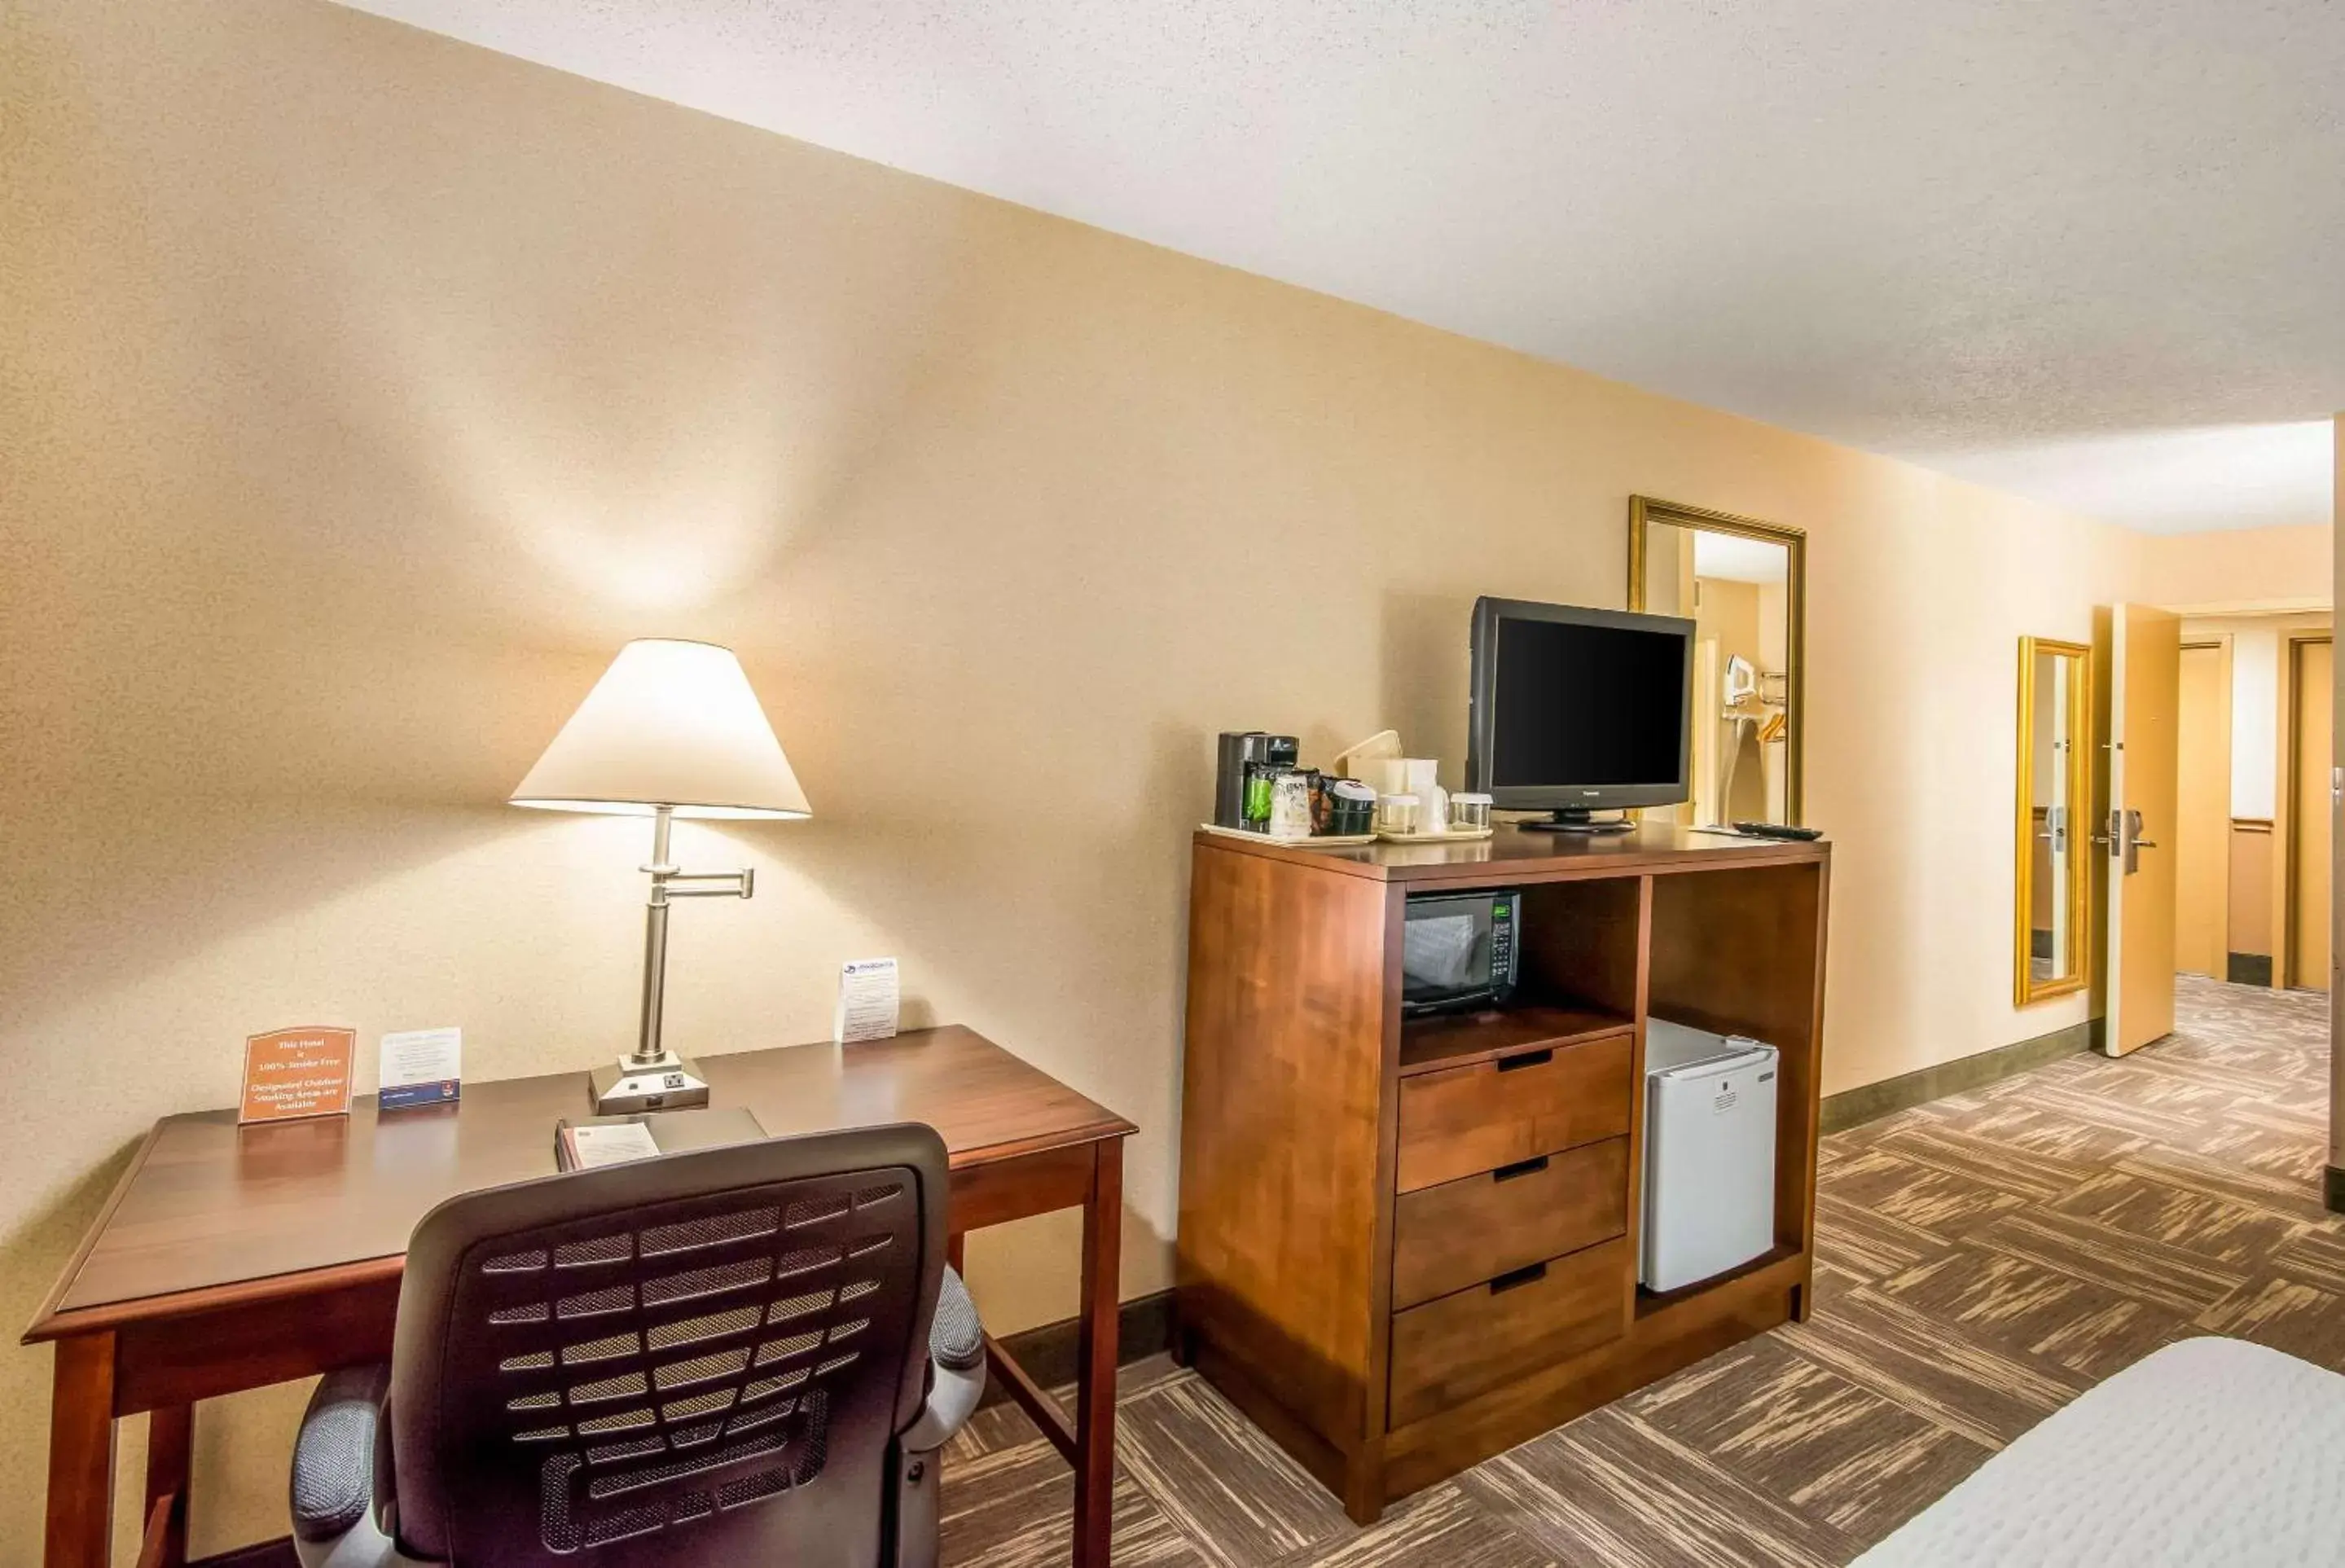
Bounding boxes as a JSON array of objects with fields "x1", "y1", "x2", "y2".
[{"x1": 588, "y1": 1052, "x2": 712, "y2": 1115}]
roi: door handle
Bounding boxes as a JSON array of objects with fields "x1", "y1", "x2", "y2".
[{"x1": 2098, "y1": 810, "x2": 2156, "y2": 872}]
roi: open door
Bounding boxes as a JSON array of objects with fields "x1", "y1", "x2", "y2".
[{"x1": 2095, "y1": 604, "x2": 2182, "y2": 1054}]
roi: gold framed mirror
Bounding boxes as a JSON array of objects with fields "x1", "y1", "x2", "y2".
[
  {"x1": 1628, "y1": 497, "x2": 1806, "y2": 826},
  {"x1": 2015, "y1": 637, "x2": 2092, "y2": 1004}
]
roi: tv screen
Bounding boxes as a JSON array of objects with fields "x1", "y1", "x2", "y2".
[
  {"x1": 1491, "y1": 618, "x2": 1687, "y2": 786},
  {"x1": 1468, "y1": 599, "x2": 1694, "y2": 814}
]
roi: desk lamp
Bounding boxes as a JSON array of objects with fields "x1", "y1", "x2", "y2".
[{"x1": 512, "y1": 639, "x2": 810, "y2": 1113}]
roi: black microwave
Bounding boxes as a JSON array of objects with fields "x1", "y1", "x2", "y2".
[{"x1": 1400, "y1": 889, "x2": 1520, "y2": 1016}]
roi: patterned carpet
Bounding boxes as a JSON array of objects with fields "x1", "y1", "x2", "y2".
[{"x1": 939, "y1": 977, "x2": 2339, "y2": 1566}]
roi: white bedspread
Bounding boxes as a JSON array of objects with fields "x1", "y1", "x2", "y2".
[{"x1": 1854, "y1": 1337, "x2": 2345, "y2": 1566}]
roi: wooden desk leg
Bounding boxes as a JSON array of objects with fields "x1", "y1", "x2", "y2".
[
  {"x1": 144, "y1": 1404, "x2": 192, "y2": 1568},
  {"x1": 45, "y1": 1333, "x2": 117, "y2": 1568},
  {"x1": 1071, "y1": 1140, "x2": 1122, "y2": 1568}
]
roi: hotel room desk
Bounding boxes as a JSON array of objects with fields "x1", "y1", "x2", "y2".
[{"x1": 25, "y1": 1025, "x2": 1136, "y2": 1568}]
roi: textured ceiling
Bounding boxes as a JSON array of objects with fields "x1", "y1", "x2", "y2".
[
  {"x1": 1693, "y1": 532, "x2": 1789, "y2": 586},
  {"x1": 336, "y1": 0, "x2": 2343, "y2": 534}
]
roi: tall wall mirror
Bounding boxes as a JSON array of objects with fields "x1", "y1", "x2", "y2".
[
  {"x1": 2015, "y1": 637, "x2": 2092, "y2": 1004},
  {"x1": 1629, "y1": 497, "x2": 1806, "y2": 827}
]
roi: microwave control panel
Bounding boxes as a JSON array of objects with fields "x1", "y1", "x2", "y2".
[{"x1": 1489, "y1": 898, "x2": 1517, "y2": 983}]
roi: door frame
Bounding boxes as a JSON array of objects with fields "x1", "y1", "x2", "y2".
[
  {"x1": 2281, "y1": 632, "x2": 2334, "y2": 989},
  {"x1": 2176, "y1": 635, "x2": 2233, "y2": 977}
]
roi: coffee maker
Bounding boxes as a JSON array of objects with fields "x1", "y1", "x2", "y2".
[{"x1": 1214, "y1": 731, "x2": 1298, "y2": 827}]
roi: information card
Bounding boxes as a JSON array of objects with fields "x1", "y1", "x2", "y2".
[
  {"x1": 565, "y1": 1121, "x2": 663, "y2": 1168},
  {"x1": 834, "y1": 957, "x2": 901, "y2": 1044},
  {"x1": 379, "y1": 1026, "x2": 462, "y2": 1109},
  {"x1": 239, "y1": 1026, "x2": 357, "y2": 1124}
]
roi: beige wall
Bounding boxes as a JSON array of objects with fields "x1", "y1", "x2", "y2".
[
  {"x1": 2173, "y1": 642, "x2": 2229, "y2": 976},
  {"x1": 0, "y1": 1, "x2": 2331, "y2": 1557},
  {"x1": 2141, "y1": 523, "x2": 2332, "y2": 612}
]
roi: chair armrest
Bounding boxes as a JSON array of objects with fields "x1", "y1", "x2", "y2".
[
  {"x1": 293, "y1": 1365, "x2": 389, "y2": 1542},
  {"x1": 902, "y1": 1267, "x2": 987, "y2": 1452},
  {"x1": 291, "y1": 1364, "x2": 424, "y2": 1567},
  {"x1": 929, "y1": 1264, "x2": 986, "y2": 1375}
]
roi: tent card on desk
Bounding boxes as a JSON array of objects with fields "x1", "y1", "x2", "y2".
[
  {"x1": 239, "y1": 1026, "x2": 356, "y2": 1124},
  {"x1": 378, "y1": 1026, "x2": 461, "y2": 1109},
  {"x1": 834, "y1": 957, "x2": 900, "y2": 1044}
]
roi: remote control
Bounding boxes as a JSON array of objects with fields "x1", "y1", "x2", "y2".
[{"x1": 1732, "y1": 820, "x2": 1824, "y2": 841}]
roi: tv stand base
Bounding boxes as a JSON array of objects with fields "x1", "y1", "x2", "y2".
[{"x1": 1517, "y1": 810, "x2": 1636, "y2": 835}]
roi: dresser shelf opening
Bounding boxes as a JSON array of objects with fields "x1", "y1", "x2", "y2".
[
  {"x1": 1632, "y1": 1240, "x2": 1803, "y2": 1320},
  {"x1": 1397, "y1": 1002, "x2": 1635, "y2": 1076}
]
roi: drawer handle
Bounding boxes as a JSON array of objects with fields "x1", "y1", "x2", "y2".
[
  {"x1": 1495, "y1": 1048, "x2": 1554, "y2": 1073},
  {"x1": 1490, "y1": 1263, "x2": 1548, "y2": 1294},
  {"x1": 1493, "y1": 1156, "x2": 1550, "y2": 1183}
]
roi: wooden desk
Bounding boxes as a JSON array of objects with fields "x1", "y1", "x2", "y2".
[{"x1": 26, "y1": 1026, "x2": 1136, "y2": 1568}]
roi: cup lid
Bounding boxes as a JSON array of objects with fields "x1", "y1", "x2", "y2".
[
  {"x1": 1382, "y1": 793, "x2": 1420, "y2": 805},
  {"x1": 1451, "y1": 792, "x2": 1493, "y2": 805}
]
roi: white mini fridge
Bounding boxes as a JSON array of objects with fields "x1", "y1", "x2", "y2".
[{"x1": 1640, "y1": 1018, "x2": 1780, "y2": 1293}]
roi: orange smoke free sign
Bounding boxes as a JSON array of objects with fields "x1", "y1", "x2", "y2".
[{"x1": 239, "y1": 1026, "x2": 356, "y2": 1124}]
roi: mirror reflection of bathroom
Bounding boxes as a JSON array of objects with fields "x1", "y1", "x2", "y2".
[
  {"x1": 1631, "y1": 501, "x2": 1804, "y2": 828},
  {"x1": 2030, "y1": 646, "x2": 2073, "y2": 986},
  {"x1": 2015, "y1": 637, "x2": 2090, "y2": 1002}
]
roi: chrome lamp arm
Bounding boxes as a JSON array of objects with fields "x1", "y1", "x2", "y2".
[{"x1": 593, "y1": 805, "x2": 756, "y2": 1113}]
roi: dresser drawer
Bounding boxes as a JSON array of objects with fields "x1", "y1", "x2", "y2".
[
  {"x1": 1388, "y1": 1237, "x2": 1631, "y2": 1434},
  {"x1": 1390, "y1": 1137, "x2": 1629, "y2": 1310},
  {"x1": 1394, "y1": 1032, "x2": 1633, "y2": 1192},
  {"x1": 1388, "y1": 1237, "x2": 1629, "y2": 1427}
]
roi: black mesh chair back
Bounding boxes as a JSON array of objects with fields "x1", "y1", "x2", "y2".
[{"x1": 384, "y1": 1123, "x2": 947, "y2": 1566}]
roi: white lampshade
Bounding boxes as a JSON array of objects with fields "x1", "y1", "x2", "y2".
[{"x1": 512, "y1": 639, "x2": 811, "y2": 819}]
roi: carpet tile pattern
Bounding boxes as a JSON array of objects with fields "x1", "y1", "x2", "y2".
[{"x1": 942, "y1": 977, "x2": 2335, "y2": 1565}]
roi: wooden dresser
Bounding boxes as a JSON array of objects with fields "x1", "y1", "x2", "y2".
[{"x1": 1175, "y1": 824, "x2": 1829, "y2": 1519}]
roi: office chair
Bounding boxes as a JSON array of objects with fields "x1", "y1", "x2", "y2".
[{"x1": 286, "y1": 1123, "x2": 985, "y2": 1567}]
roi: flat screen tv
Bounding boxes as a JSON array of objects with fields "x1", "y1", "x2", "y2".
[{"x1": 1465, "y1": 598, "x2": 1694, "y2": 832}]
